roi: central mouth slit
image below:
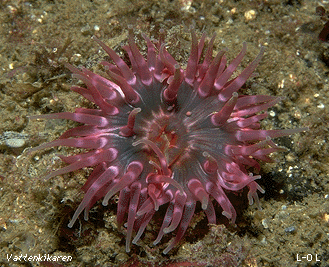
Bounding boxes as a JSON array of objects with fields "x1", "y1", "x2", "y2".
[{"x1": 135, "y1": 109, "x2": 190, "y2": 170}]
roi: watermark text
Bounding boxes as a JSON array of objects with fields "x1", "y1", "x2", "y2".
[
  {"x1": 6, "y1": 253, "x2": 72, "y2": 263},
  {"x1": 296, "y1": 254, "x2": 320, "y2": 262}
]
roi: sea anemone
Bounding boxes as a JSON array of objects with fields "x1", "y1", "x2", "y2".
[{"x1": 30, "y1": 29, "x2": 307, "y2": 254}]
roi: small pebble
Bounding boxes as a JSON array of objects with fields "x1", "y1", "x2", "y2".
[
  {"x1": 284, "y1": 226, "x2": 296, "y2": 233},
  {"x1": 5, "y1": 138, "x2": 25, "y2": 148},
  {"x1": 0, "y1": 131, "x2": 29, "y2": 148},
  {"x1": 262, "y1": 218, "x2": 269, "y2": 229},
  {"x1": 244, "y1": 10, "x2": 256, "y2": 21}
]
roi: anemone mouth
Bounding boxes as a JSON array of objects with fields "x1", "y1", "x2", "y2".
[
  {"x1": 134, "y1": 107, "x2": 190, "y2": 168},
  {"x1": 29, "y1": 28, "x2": 308, "y2": 254}
]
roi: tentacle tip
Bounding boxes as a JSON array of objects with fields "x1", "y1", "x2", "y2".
[
  {"x1": 132, "y1": 140, "x2": 139, "y2": 147},
  {"x1": 201, "y1": 197, "x2": 209, "y2": 210},
  {"x1": 247, "y1": 194, "x2": 254, "y2": 206},
  {"x1": 26, "y1": 147, "x2": 36, "y2": 155},
  {"x1": 43, "y1": 174, "x2": 54, "y2": 181},
  {"x1": 163, "y1": 89, "x2": 175, "y2": 102},
  {"x1": 201, "y1": 202, "x2": 208, "y2": 211},
  {"x1": 128, "y1": 95, "x2": 141, "y2": 105},
  {"x1": 136, "y1": 210, "x2": 144, "y2": 217},
  {"x1": 67, "y1": 221, "x2": 74, "y2": 228},
  {"x1": 259, "y1": 45, "x2": 266, "y2": 53},
  {"x1": 163, "y1": 241, "x2": 175, "y2": 255},
  {"x1": 258, "y1": 185, "x2": 265, "y2": 194},
  {"x1": 127, "y1": 25, "x2": 134, "y2": 33},
  {"x1": 178, "y1": 190, "x2": 185, "y2": 196},
  {"x1": 222, "y1": 211, "x2": 232, "y2": 220},
  {"x1": 232, "y1": 92, "x2": 238, "y2": 98}
]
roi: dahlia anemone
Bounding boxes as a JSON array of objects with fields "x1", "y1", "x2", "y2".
[{"x1": 30, "y1": 29, "x2": 307, "y2": 254}]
